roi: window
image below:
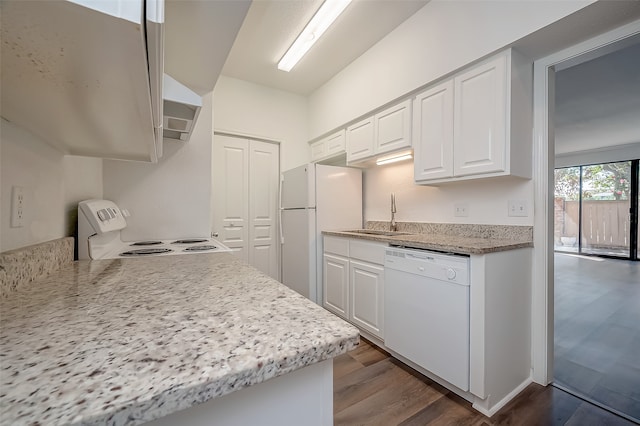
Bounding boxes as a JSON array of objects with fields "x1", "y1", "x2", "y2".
[{"x1": 554, "y1": 160, "x2": 639, "y2": 260}]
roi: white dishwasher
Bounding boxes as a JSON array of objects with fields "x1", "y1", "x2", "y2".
[{"x1": 384, "y1": 246, "x2": 470, "y2": 391}]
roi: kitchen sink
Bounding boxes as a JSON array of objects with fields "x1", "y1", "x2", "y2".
[{"x1": 346, "y1": 229, "x2": 413, "y2": 237}]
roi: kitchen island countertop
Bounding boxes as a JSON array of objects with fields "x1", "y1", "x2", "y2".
[
  {"x1": 323, "y1": 229, "x2": 532, "y2": 254},
  {"x1": 0, "y1": 253, "x2": 359, "y2": 425}
]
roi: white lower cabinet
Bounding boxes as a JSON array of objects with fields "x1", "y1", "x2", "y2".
[
  {"x1": 350, "y1": 259, "x2": 384, "y2": 337},
  {"x1": 323, "y1": 253, "x2": 349, "y2": 319},
  {"x1": 323, "y1": 236, "x2": 384, "y2": 339},
  {"x1": 324, "y1": 234, "x2": 533, "y2": 417}
]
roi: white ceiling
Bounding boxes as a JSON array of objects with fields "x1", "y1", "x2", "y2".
[
  {"x1": 555, "y1": 40, "x2": 640, "y2": 155},
  {"x1": 220, "y1": 0, "x2": 429, "y2": 95}
]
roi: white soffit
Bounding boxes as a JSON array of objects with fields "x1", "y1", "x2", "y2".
[{"x1": 164, "y1": 0, "x2": 251, "y2": 94}]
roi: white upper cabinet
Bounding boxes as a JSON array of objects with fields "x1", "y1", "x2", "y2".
[
  {"x1": 310, "y1": 130, "x2": 346, "y2": 163},
  {"x1": 454, "y1": 55, "x2": 507, "y2": 177},
  {"x1": 310, "y1": 140, "x2": 328, "y2": 162},
  {"x1": 346, "y1": 117, "x2": 375, "y2": 162},
  {"x1": 326, "y1": 130, "x2": 347, "y2": 156},
  {"x1": 414, "y1": 49, "x2": 532, "y2": 184},
  {"x1": 374, "y1": 100, "x2": 412, "y2": 155},
  {"x1": 346, "y1": 99, "x2": 412, "y2": 164},
  {"x1": 413, "y1": 80, "x2": 454, "y2": 181}
]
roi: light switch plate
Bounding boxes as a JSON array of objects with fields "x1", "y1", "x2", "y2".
[
  {"x1": 454, "y1": 202, "x2": 469, "y2": 217},
  {"x1": 508, "y1": 199, "x2": 528, "y2": 217}
]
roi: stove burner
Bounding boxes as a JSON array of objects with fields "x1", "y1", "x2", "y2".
[
  {"x1": 172, "y1": 239, "x2": 209, "y2": 244},
  {"x1": 130, "y1": 241, "x2": 163, "y2": 246},
  {"x1": 183, "y1": 245, "x2": 217, "y2": 252},
  {"x1": 120, "y1": 248, "x2": 173, "y2": 256}
]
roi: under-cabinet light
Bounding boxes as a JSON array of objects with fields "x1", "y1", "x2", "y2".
[
  {"x1": 376, "y1": 150, "x2": 413, "y2": 166},
  {"x1": 278, "y1": 0, "x2": 352, "y2": 72}
]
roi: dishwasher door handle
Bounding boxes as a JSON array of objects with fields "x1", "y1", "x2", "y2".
[{"x1": 406, "y1": 252, "x2": 434, "y2": 261}]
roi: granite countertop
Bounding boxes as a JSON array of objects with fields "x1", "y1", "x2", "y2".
[
  {"x1": 0, "y1": 253, "x2": 359, "y2": 425},
  {"x1": 323, "y1": 227, "x2": 533, "y2": 255}
]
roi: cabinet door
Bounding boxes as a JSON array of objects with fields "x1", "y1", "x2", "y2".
[
  {"x1": 346, "y1": 117, "x2": 374, "y2": 162},
  {"x1": 323, "y1": 253, "x2": 349, "y2": 319},
  {"x1": 326, "y1": 130, "x2": 346, "y2": 156},
  {"x1": 350, "y1": 259, "x2": 384, "y2": 338},
  {"x1": 310, "y1": 140, "x2": 327, "y2": 162},
  {"x1": 375, "y1": 99, "x2": 412, "y2": 155},
  {"x1": 413, "y1": 80, "x2": 454, "y2": 181},
  {"x1": 453, "y1": 55, "x2": 507, "y2": 177}
]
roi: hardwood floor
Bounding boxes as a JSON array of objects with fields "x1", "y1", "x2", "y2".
[
  {"x1": 554, "y1": 253, "x2": 640, "y2": 422},
  {"x1": 334, "y1": 339, "x2": 637, "y2": 426}
]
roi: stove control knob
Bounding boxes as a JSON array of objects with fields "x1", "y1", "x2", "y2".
[{"x1": 446, "y1": 268, "x2": 456, "y2": 280}]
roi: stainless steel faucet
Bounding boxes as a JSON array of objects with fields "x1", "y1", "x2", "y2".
[{"x1": 390, "y1": 193, "x2": 397, "y2": 232}]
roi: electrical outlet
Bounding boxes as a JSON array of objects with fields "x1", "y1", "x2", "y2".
[
  {"x1": 454, "y1": 202, "x2": 469, "y2": 217},
  {"x1": 508, "y1": 199, "x2": 528, "y2": 217},
  {"x1": 11, "y1": 186, "x2": 25, "y2": 228}
]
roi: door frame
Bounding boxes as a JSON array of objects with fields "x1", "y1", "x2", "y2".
[{"x1": 531, "y1": 20, "x2": 640, "y2": 385}]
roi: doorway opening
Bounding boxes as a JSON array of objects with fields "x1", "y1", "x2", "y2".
[{"x1": 542, "y1": 31, "x2": 640, "y2": 423}]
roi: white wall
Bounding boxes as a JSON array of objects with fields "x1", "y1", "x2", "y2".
[
  {"x1": 364, "y1": 162, "x2": 534, "y2": 226},
  {"x1": 308, "y1": 0, "x2": 594, "y2": 139},
  {"x1": 0, "y1": 119, "x2": 102, "y2": 252},
  {"x1": 213, "y1": 76, "x2": 309, "y2": 171},
  {"x1": 305, "y1": 0, "x2": 600, "y2": 227},
  {"x1": 102, "y1": 93, "x2": 214, "y2": 241},
  {"x1": 63, "y1": 155, "x2": 104, "y2": 237}
]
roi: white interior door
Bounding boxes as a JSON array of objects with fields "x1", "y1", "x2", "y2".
[
  {"x1": 213, "y1": 135, "x2": 249, "y2": 261},
  {"x1": 249, "y1": 140, "x2": 280, "y2": 280},
  {"x1": 213, "y1": 135, "x2": 280, "y2": 278}
]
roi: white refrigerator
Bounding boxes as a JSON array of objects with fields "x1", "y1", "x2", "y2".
[{"x1": 280, "y1": 163, "x2": 362, "y2": 304}]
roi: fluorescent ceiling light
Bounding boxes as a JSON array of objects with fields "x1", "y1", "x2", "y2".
[
  {"x1": 376, "y1": 150, "x2": 413, "y2": 166},
  {"x1": 278, "y1": 0, "x2": 352, "y2": 72}
]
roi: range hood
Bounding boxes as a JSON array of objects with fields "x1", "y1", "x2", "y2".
[
  {"x1": 1, "y1": 0, "x2": 165, "y2": 163},
  {"x1": 163, "y1": 75, "x2": 203, "y2": 142}
]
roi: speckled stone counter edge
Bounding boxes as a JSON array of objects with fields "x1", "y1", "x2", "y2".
[
  {"x1": 0, "y1": 237, "x2": 74, "y2": 298},
  {"x1": 366, "y1": 221, "x2": 533, "y2": 240},
  {"x1": 324, "y1": 222, "x2": 533, "y2": 254}
]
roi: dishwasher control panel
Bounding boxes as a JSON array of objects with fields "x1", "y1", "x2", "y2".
[{"x1": 385, "y1": 247, "x2": 469, "y2": 285}]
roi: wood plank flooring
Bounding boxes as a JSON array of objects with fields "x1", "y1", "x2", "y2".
[
  {"x1": 334, "y1": 339, "x2": 637, "y2": 425},
  {"x1": 554, "y1": 253, "x2": 640, "y2": 422}
]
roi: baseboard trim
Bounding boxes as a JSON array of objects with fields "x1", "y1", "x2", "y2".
[{"x1": 472, "y1": 376, "x2": 533, "y2": 417}]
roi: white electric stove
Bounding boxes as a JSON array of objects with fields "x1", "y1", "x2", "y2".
[{"x1": 78, "y1": 199, "x2": 230, "y2": 260}]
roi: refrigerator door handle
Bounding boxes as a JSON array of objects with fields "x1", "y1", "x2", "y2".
[{"x1": 279, "y1": 174, "x2": 284, "y2": 244}]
